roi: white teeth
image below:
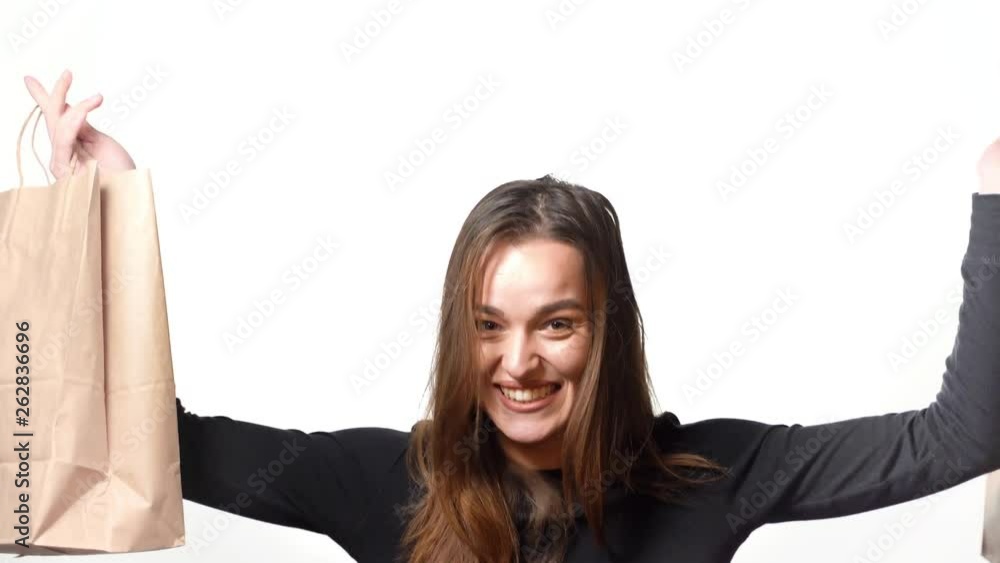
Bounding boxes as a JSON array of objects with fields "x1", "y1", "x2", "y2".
[{"x1": 500, "y1": 384, "x2": 557, "y2": 403}]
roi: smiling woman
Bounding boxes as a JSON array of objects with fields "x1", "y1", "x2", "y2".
[
  {"x1": 477, "y1": 242, "x2": 593, "y2": 462},
  {"x1": 21, "y1": 68, "x2": 1000, "y2": 563},
  {"x1": 396, "y1": 175, "x2": 730, "y2": 563},
  {"x1": 172, "y1": 168, "x2": 1000, "y2": 562}
]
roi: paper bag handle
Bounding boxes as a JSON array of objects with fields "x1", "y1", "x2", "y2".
[
  {"x1": 17, "y1": 104, "x2": 51, "y2": 187},
  {"x1": 15, "y1": 103, "x2": 81, "y2": 190},
  {"x1": 2, "y1": 104, "x2": 82, "y2": 242}
]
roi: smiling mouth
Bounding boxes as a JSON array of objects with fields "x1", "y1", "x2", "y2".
[{"x1": 495, "y1": 383, "x2": 562, "y2": 403}]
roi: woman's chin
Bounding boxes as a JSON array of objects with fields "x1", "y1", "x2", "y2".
[{"x1": 496, "y1": 420, "x2": 560, "y2": 446}]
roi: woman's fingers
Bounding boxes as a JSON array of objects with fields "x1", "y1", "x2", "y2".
[
  {"x1": 25, "y1": 71, "x2": 72, "y2": 139},
  {"x1": 24, "y1": 74, "x2": 64, "y2": 148},
  {"x1": 49, "y1": 94, "x2": 101, "y2": 178},
  {"x1": 24, "y1": 71, "x2": 107, "y2": 178},
  {"x1": 49, "y1": 70, "x2": 71, "y2": 119},
  {"x1": 23, "y1": 75, "x2": 49, "y2": 108},
  {"x1": 65, "y1": 93, "x2": 103, "y2": 130}
]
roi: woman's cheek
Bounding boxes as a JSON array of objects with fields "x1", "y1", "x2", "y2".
[{"x1": 551, "y1": 338, "x2": 590, "y2": 376}]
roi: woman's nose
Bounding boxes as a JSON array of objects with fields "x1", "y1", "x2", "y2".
[{"x1": 500, "y1": 334, "x2": 541, "y2": 379}]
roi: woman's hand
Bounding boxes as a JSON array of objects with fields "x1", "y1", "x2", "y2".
[
  {"x1": 978, "y1": 138, "x2": 1000, "y2": 195},
  {"x1": 23, "y1": 69, "x2": 136, "y2": 179}
]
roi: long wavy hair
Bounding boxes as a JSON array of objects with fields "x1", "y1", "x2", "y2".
[{"x1": 398, "y1": 175, "x2": 729, "y2": 563}]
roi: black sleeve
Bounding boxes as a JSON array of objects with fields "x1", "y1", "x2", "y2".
[
  {"x1": 705, "y1": 193, "x2": 1000, "y2": 534},
  {"x1": 175, "y1": 398, "x2": 409, "y2": 555}
]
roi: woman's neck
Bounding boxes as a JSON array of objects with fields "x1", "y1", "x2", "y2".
[{"x1": 499, "y1": 432, "x2": 563, "y2": 471}]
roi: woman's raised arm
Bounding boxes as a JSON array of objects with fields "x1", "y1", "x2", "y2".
[{"x1": 674, "y1": 146, "x2": 1000, "y2": 540}]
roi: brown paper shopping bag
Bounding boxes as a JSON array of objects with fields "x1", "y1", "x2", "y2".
[
  {"x1": 984, "y1": 471, "x2": 1000, "y2": 561},
  {"x1": 0, "y1": 104, "x2": 184, "y2": 554}
]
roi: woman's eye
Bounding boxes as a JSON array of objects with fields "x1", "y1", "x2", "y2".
[
  {"x1": 477, "y1": 319, "x2": 572, "y2": 332},
  {"x1": 548, "y1": 319, "x2": 572, "y2": 331}
]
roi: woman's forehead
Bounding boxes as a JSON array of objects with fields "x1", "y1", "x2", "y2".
[{"x1": 478, "y1": 239, "x2": 586, "y2": 305}]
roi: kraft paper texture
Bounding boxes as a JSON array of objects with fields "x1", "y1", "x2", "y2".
[{"x1": 0, "y1": 106, "x2": 184, "y2": 554}]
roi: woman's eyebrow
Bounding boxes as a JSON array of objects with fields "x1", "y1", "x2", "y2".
[{"x1": 476, "y1": 298, "x2": 585, "y2": 320}]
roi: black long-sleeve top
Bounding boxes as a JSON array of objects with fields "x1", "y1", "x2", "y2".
[{"x1": 176, "y1": 193, "x2": 1000, "y2": 562}]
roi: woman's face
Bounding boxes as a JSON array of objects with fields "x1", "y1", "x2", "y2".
[{"x1": 476, "y1": 238, "x2": 592, "y2": 468}]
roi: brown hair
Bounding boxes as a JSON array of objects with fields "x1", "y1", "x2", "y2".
[{"x1": 397, "y1": 175, "x2": 729, "y2": 563}]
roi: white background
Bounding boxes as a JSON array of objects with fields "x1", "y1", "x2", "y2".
[{"x1": 2, "y1": 0, "x2": 1000, "y2": 561}]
